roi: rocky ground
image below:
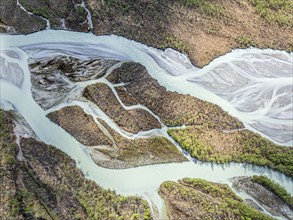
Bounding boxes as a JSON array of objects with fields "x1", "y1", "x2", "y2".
[
  {"x1": 0, "y1": 110, "x2": 152, "y2": 219},
  {"x1": 29, "y1": 56, "x2": 118, "y2": 110},
  {"x1": 30, "y1": 56, "x2": 118, "y2": 83},
  {"x1": 1, "y1": 0, "x2": 292, "y2": 67},
  {"x1": 232, "y1": 176, "x2": 293, "y2": 219},
  {"x1": 159, "y1": 178, "x2": 273, "y2": 220}
]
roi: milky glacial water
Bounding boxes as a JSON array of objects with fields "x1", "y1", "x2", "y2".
[
  {"x1": 1, "y1": 30, "x2": 292, "y2": 219},
  {"x1": 188, "y1": 50, "x2": 293, "y2": 145}
]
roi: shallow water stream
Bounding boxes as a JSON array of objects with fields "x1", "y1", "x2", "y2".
[{"x1": 1, "y1": 30, "x2": 292, "y2": 219}]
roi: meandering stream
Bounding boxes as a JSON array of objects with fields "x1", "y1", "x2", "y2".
[{"x1": 1, "y1": 30, "x2": 292, "y2": 219}]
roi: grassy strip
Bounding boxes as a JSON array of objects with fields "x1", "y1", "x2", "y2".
[
  {"x1": 181, "y1": 0, "x2": 225, "y2": 17},
  {"x1": 248, "y1": 0, "x2": 293, "y2": 26},
  {"x1": 168, "y1": 127, "x2": 293, "y2": 177},
  {"x1": 251, "y1": 175, "x2": 293, "y2": 208}
]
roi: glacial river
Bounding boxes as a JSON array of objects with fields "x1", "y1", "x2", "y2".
[{"x1": 0, "y1": 30, "x2": 292, "y2": 219}]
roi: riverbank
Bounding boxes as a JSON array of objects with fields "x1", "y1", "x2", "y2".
[
  {"x1": 0, "y1": 110, "x2": 152, "y2": 219},
  {"x1": 1, "y1": 0, "x2": 292, "y2": 67},
  {"x1": 1, "y1": 30, "x2": 292, "y2": 219},
  {"x1": 168, "y1": 126, "x2": 293, "y2": 177}
]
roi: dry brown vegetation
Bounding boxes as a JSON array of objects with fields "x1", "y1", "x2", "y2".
[
  {"x1": 47, "y1": 105, "x2": 112, "y2": 146},
  {"x1": 83, "y1": 82, "x2": 161, "y2": 134},
  {"x1": 107, "y1": 62, "x2": 243, "y2": 130},
  {"x1": 46, "y1": 105, "x2": 186, "y2": 169},
  {"x1": 1, "y1": 0, "x2": 292, "y2": 66},
  {"x1": 95, "y1": 119, "x2": 187, "y2": 169}
]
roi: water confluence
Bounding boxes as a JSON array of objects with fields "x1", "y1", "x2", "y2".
[{"x1": 1, "y1": 30, "x2": 292, "y2": 219}]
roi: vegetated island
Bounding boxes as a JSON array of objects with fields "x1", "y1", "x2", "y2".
[
  {"x1": 107, "y1": 62, "x2": 293, "y2": 177},
  {"x1": 159, "y1": 177, "x2": 277, "y2": 220},
  {"x1": 233, "y1": 175, "x2": 293, "y2": 219},
  {"x1": 1, "y1": 0, "x2": 292, "y2": 218},
  {"x1": 28, "y1": 56, "x2": 293, "y2": 176}
]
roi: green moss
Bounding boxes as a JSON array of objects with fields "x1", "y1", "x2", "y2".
[
  {"x1": 251, "y1": 175, "x2": 293, "y2": 208},
  {"x1": 2, "y1": 153, "x2": 16, "y2": 166},
  {"x1": 181, "y1": 0, "x2": 225, "y2": 17},
  {"x1": 31, "y1": 8, "x2": 50, "y2": 18},
  {"x1": 8, "y1": 198, "x2": 20, "y2": 216},
  {"x1": 248, "y1": 0, "x2": 293, "y2": 26},
  {"x1": 237, "y1": 36, "x2": 256, "y2": 47},
  {"x1": 160, "y1": 35, "x2": 188, "y2": 54},
  {"x1": 76, "y1": 6, "x2": 87, "y2": 22},
  {"x1": 19, "y1": 0, "x2": 50, "y2": 19}
]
